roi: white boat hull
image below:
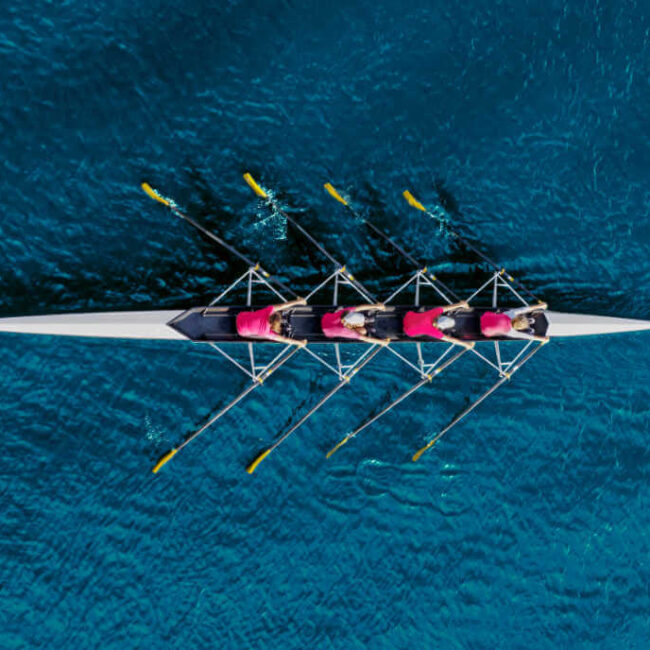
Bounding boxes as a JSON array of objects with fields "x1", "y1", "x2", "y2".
[
  {"x1": 0, "y1": 311, "x2": 187, "y2": 340},
  {"x1": 545, "y1": 311, "x2": 650, "y2": 337},
  {"x1": 0, "y1": 309, "x2": 648, "y2": 340}
]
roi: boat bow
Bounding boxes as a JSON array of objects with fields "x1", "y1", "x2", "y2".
[{"x1": 546, "y1": 311, "x2": 650, "y2": 337}]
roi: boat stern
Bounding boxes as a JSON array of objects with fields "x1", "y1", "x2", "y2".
[{"x1": 0, "y1": 311, "x2": 189, "y2": 340}]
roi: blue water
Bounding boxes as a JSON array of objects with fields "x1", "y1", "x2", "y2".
[{"x1": 1, "y1": 1, "x2": 650, "y2": 648}]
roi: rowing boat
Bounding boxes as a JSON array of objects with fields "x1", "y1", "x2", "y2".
[
  {"x1": 0, "y1": 305, "x2": 647, "y2": 340},
  {"x1": 1, "y1": 175, "x2": 648, "y2": 473}
]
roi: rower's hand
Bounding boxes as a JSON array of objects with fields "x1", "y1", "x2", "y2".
[
  {"x1": 462, "y1": 341, "x2": 475, "y2": 350},
  {"x1": 380, "y1": 338, "x2": 391, "y2": 347},
  {"x1": 296, "y1": 339, "x2": 308, "y2": 348},
  {"x1": 536, "y1": 302, "x2": 548, "y2": 310},
  {"x1": 296, "y1": 297, "x2": 308, "y2": 306},
  {"x1": 374, "y1": 303, "x2": 387, "y2": 311},
  {"x1": 460, "y1": 301, "x2": 471, "y2": 309}
]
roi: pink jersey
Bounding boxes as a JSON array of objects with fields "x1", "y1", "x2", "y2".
[
  {"x1": 481, "y1": 311, "x2": 512, "y2": 337},
  {"x1": 403, "y1": 307, "x2": 445, "y2": 339},
  {"x1": 321, "y1": 308, "x2": 362, "y2": 340},
  {"x1": 236, "y1": 305, "x2": 279, "y2": 340}
]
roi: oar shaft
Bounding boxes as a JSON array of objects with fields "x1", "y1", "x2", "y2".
[
  {"x1": 433, "y1": 217, "x2": 539, "y2": 303},
  {"x1": 352, "y1": 346, "x2": 468, "y2": 437},
  {"x1": 436, "y1": 376, "x2": 508, "y2": 443},
  {"x1": 142, "y1": 183, "x2": 296, "y2": 298},
  {"x1": 179, "y1": 380, "x2": 261, "y2": 450},
  {"x1": 272, "y1": 381, "x2": 347, "y2": 450},
  {"x1": 153, "y1": 345, "x2": 300, "y2": 473},
  {"x1": 324, "y1": 183, "x2": 458, "y2": 301},
  {"x1": 328, "y1": 347, "x2": 468, "y2": 459},
  {"x1": 413, "y1": 340, "x2": 546, "y2": 460},
  {"x1": 244, "y1": 174, "x2": 375, "y2": 301},
  {"x1": 181, "y1": 345, "x2": 300, "y2": 450},
  {"x1": 172, "y1": 207, "x2": 297, "y2": 299},
  {"x1": 174, "y1": 206, "x2": 257, "y2": 266},
  {"x1": 363, "y1": 218, "x2": 420, "y2": 269},
  {"x1": 507, "y1": 340, "x2": 547, "y2": 375},
  {"x1": 282, "y1": 210, "x2": 341, "y2": 268},
  {"x1": 351, "y1": 376, "x2": 430, "y2": 437},
  {"x1": 269, "y1": 346, "x2": 384, "y2": 453},
  {"x1": 404, "y1": 190, "x2": 539, "y2": 303},
  {"x1": 411, "y1": 377, "x2": 508, "y2": 463},
  {"x1": 351, "y1": 205, "x2": 461, "y2": 301},
  {"x1": 245, "y1": 174, "x2": 342, "y2": 267},
  {"x1": 280, "y1": 208, "x2": 375, "y2": 300},
  {"x1": 361, "y1": 216, "x2": 458, "y2": 301}
]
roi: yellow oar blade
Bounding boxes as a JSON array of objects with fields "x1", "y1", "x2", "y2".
[
  {"x1": 246, "y1": 448, "x2": 271, "y2": 474},
  {"x1": 403, "y1": 190, "x2": 427, "y2": 212},
  {"x1": 325, "y1": 436, "x2": 349, "y2": 459},
  {"x1": 412, "y1": 440, "x2": 434, "y2": 462},
  {"x1": 324, "y1": 182, "x2": 348, "y2": 206},
  {"x1": 243, "y1": 173, "x2": 268, "y2": 199},
  {"x1": 141, "y1": 182, "x2": 171, "y2": 206},
  {"x1": 152, "y1": 448, "x2": 178, "y2": 473}
]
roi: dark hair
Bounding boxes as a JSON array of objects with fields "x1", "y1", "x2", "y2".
[{"x1": 269, "y1": 312, "x2": 283, "y2": 334}]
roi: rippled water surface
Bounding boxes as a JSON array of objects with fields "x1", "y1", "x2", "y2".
[{"x1": 1, "y1": 1, "x2": 649, "y2": 648}]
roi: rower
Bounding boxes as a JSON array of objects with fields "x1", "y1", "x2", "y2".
[
  {"x1": 403, "y1": 301, "x2": 474, "y2": 349},
  {"x1": 321, "y1": 303, "x2": 390, "y2": 346},
  {"x1": 480, "y1": 302, "x2": 549, "y2": 342},
  {"x1": 236, "y1": 298, "x2": 308, "y2": 346}
]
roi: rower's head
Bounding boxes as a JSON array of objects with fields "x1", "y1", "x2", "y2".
[
  {"x1": 269, "y1": 312, "x2": 283, "y2": 334},
  {"x1": 512, "y1": 314, "x2": 533, "y2": 331},
  {"x1": 342, "y1": 311, "x2": 366, "y2": 329},
  {"x1": 435, "y1": 315, "x2": 455, "y2": 331}
]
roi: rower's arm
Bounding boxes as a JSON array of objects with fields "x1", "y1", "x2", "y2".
[
  {"x1": 272, "y1": 298, "x2": 307, "y2": 313},
  {"x1": 271, "y1": 334, "x2": 307, "y2": 347},
  {"x1": 441, "y1": 335, "x2": 475, "y2": 350},
  {"x1": 359, "y1": 335, "x2": 390, "y2": 346},
  {"x1": 507, "y1": 302, "x2": 548, "y2": 318},
  {"x1": 442, "y1": 301, "x2": 470, "y2": 313}
]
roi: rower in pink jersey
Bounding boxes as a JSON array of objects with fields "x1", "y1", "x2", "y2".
[
  {"x1": 321, "y1": 303, "x2": 390, "y2": 346},
  {"x1": 480, "y1": 302, "x2": 549, "y2": 342},
  {"x1": 236, "y1": 297, "x2": 308, "y2": 346},
  {"x1": 403, "y1": 300, "x2": 474, "y2": 349}
]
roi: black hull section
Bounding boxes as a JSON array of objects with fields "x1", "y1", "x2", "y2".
[{"x1": 168, "y1": 306, "x2": 549, "y2": 344}]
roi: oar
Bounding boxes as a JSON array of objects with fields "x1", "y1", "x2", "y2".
[
  {"x1": 412, "y1": 340, "x2": 547, "y2": 461},
  {"x1": 246, "y1": 345, "x2": 384, "y2": 474},
  {"x1": 326, "y1": 347, "x2": 468, "y2": 458},
  {"x1": 152, "y1": 345, "x2": 300, "y2": 473},
  {"x1": 141, "y1": 182, "x2": 296, "y2": 298},
  {"x1": 402, "y1": 189, "x2": 540, "y2": 304},
  {"x1": 243, "y1": 174, "x2": 375, "y2": 302},
  {"x1": 324, "y1": 183, "x2": 460, "y2": 302}
]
